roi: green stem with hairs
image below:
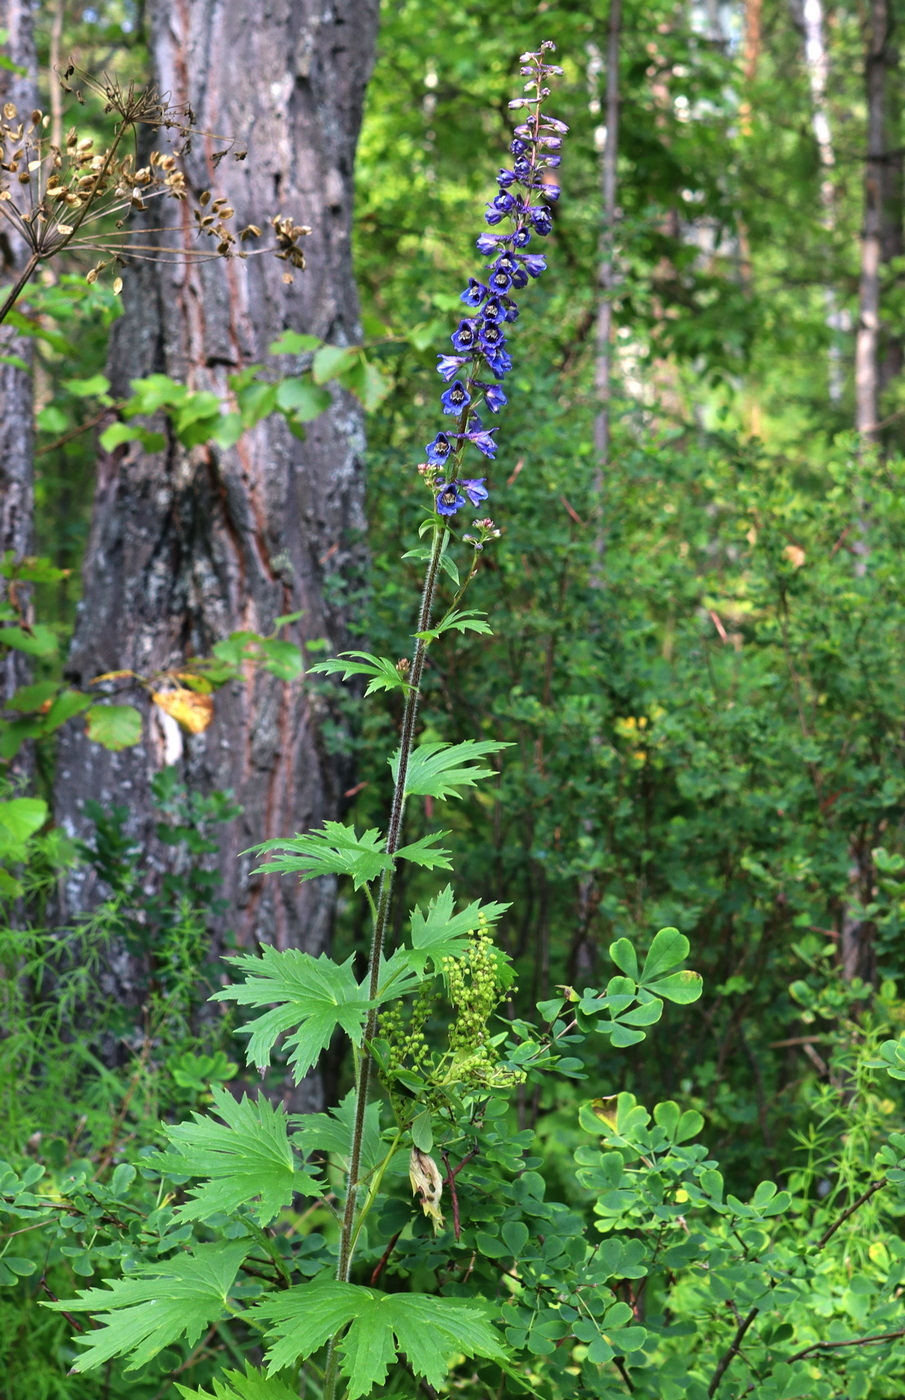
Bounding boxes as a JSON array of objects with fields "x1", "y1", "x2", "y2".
[{"x1": 323, "y1": 524, "x2": 446, "y2": 1400}]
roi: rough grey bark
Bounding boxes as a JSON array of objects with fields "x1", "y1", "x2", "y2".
[
  {"x1": 55, "y1": 0, "x2": 378, "y2": 966},
  {"x1": 0, "y1": 0, "x2": 37, "y2": 709}
]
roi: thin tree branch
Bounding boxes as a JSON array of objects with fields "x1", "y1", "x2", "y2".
[
  {"x1": 707, "y1": 1305, "x2": 758, "y2": 1397},
  {"x1": 815, "y1": 1177, "x2": 886, "y2": 1249}
]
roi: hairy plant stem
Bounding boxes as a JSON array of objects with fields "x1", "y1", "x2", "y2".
[{"x1": 323, "y1": 525, "x2": 446, "y2": 1400}]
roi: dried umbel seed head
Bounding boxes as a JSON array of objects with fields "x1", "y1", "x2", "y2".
[{"x1": 0, "y1": 70, "x2": 314, "y2": 316}]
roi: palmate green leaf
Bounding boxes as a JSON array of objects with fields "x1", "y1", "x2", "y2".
[
  {"x1": 257, "y1": 1282, "x2": 507, "y2": 1398},
  {"x1": 177, "y1": 1363, "x2": 299, "y2": 1400},
  {"x1": 246, "y1": 823, "x2": 390, "y2": 889},
  {"x1": 391, "y1": 739, "x2": 511, "y2": 801},
  {"x1": 403, "y1": 885, "x2": 511, "y2": 972},
  {"x1": 213, "y1": 948, "x2": 372, "y2": 1078},
  {"x1": 308, "y1": 651, "x2": 414, "y2": 695},
  {"x1": 246, "y1": 822, "x2": 452, "y2": 887},
  {"x1": 150, "y1": 1085, "x2": 319, "y2": 1224},
  {"x1": 416, "y1": 609, "x2": 493, "y2": 640},
  {"x1": 45, "y1": 1241, "x2": 249, "y2": 1372}
]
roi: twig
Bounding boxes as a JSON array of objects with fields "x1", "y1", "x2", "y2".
[
  {"x1": 707, "y1": 1305, "x2": 758, "y2": 1397},
  {"x1": 40, "y1": 1278, "x2": 83, "y2": 1332},
  {"x1": 815, "y1": 1177, "x2": 886, "y2": 1249},
  {"x1": 613, "y1": 1356, "x2": 635, "y2": 1392},
  {"x1": 440, "y1": 1147, "x2": 478, "y2": 1242},
  {"x1": 786, "y1": 1326, "x2": 905, "y2": 1363},
  {"x1": 370, "y1": 1229, "x2": 402, "y2": 1287}
]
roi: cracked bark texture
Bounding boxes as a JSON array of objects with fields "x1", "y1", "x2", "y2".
[
  {"x1": 0, "y1": 0, "x2": 37, "y2": 709},
  {"x1": 55, "y1": 0, "x2": 378, "y2": 967}
]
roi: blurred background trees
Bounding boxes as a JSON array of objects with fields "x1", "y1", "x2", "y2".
[{"x1": 3, "y1": 0, "x2": 905, "y2": 1205}]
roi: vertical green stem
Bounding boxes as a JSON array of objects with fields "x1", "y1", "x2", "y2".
[{"x1": 323, "y1": 525, "x2": 445, "y2": 1400}]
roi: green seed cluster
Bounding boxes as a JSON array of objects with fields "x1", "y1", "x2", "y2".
[
  {"x1": 444, "y1": 916, "x2": 512, "y2": 1055},
  {"x1": 379, "y1": 979, "x2": 438, "y2": 1072}
]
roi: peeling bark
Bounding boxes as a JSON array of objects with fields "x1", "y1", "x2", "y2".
[
  {"x1": 0, "y1": 0, "x2": 37, "y2": 709},
  {"x1": 54, "y1": 0, "x2": 378, "y2": 972}
]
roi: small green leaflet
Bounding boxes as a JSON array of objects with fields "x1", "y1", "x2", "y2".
[
  {"x1": 213, "y1": 948, "x2": 372, "y2": 1078},
  {"x1": 308, "y1": 651, "x2": 413, "y2": 695},
  {"x1": 391, "y1": 739, "x2": 511, "y2": 801},
  {"x1": 177, "y1": 1364, "x2": 299, "y2": 1400},
  {"x1": 257, "y1": 1282, "x2": 507, "y2": 1397},
  {"x1": 45, "y1": 1240, "x2": 249, "y2": 1372},
  {"x1": 150, "y1": 1085, "x2": 318, "y2": 1224},
  {"x1": 403, "y1": 885, "x2": 511, "y2": 973},
  {"x1": 245, "y1": 821, "x2": 451, "y2": 889}
]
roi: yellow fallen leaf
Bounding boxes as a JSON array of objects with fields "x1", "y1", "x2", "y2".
[
  {"x1": 151, "y1": 688, "x2": 214, "y2": 734},
  {"x1": 784, "y1": 544, "x2": 806, "y2": 568}
]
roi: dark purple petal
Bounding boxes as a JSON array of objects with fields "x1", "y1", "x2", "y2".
[{"x1": 437, "y1": 354, "x2": 468, "y2": 381}]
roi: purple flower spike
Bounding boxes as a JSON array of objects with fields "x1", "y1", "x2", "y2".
[
  {"x1": 466, "y1": 428, "x2": 498, "y2": 459},
  {"x1": 460, "y1": 478, "x2": 490, "y2": 505},
  {"x1": 436, "y1": 481, "x2": 467, "y2": 516},
  {"x1": 440, "y1": 380, "x2": 471, "y2": 415},
  {"x1": 460, "y1": 279, "x2": 488, "y2": 308},
  {"x1": 437, "y1": 354, "x2": 468, "y2": 381},
  {"x1": 426, "y1": 433, "x2": 454, "y2": 466},
  {"x1": 422, "y1": 48, "x2": 564, "y2": 513}
]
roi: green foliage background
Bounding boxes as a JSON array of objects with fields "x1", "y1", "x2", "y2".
[{"x1": 4, "y1": 0, "x2": 905, "y2": 1397}]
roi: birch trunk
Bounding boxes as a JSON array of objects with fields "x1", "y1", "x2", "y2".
[
  {"x1": 54, "y1": 0, "x2": 378, "y2": 967},
  {"x1": 855, "y1": 0, "x2": 903, "y2": 440},
  {"x1": 797, "y1": 0, "x2": 845, "y2": 402}
]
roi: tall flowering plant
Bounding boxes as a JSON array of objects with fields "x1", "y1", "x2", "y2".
[{"x1": 41, "y1": 44, "x2": 713, "y2": 1400}]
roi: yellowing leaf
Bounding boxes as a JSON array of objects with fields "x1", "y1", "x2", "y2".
[{"x1": 152, "y1": 688, "x2": 214, "y2": 734}]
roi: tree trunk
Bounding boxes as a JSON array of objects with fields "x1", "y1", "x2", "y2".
[
  {"x1": 855, "y1": 0, "x2": 903, "y2": 440},
  {"x1": 55, "y1": 0, "x2": 378, "y2": 966},
  {"x1": 796, "y1": 0, "x2": 846, "y2": 404},
  {"x1": 0, "y1": 0, "x2": 37, "y2": 714},
  {"x1": 592, "y1": 0, "x2": 621, "y2": 539}
]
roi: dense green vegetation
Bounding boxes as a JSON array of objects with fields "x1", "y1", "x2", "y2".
[{"x1": 3, "y1": 2, "x2": 905, "y2": 1398}]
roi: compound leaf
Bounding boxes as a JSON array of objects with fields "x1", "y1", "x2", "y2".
[
  {"x1": 246, "y1": 823, "x2": 391, "y2": 890},
  {"x1": 404, "y1": 886, "x2": 510, "y2": 972},
  {"x1": 177, "y1": 1364, "x2": 300, "y2": 1400},
  {"x1": 151, "y1": 1085, "x2": 318, "y2": 1224},
  {"x1": 257, "y1": 1282, "x2": 507, "y2": 1397},
  {"x1": 391, "y1": 740, "x2": 511, "y2": 801},
  {"x1": 213, "y1": 948, "x2": 371, "y2": 1079},
  {"x1": 309, "y1": 651, "x2": 413, "y2": 695},
  {"x1": 45, "y1": 1241, "x2": 249, "y2": 1372}
]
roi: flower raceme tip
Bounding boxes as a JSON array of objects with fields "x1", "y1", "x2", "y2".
[{"x1": 423, "y1": 44, "x2": 565, "y2": 519}]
